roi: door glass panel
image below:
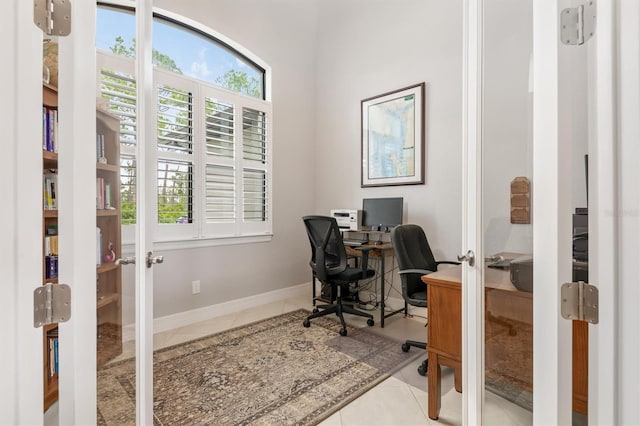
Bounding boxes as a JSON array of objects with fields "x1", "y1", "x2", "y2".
[
  {"x1": 96, "y1": 57, "x2": 137, "y2": 424},
  {"x1": 482, "y1": 0, "x2": 534, "y2": 423}
]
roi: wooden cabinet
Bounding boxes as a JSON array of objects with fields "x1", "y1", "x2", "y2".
[
  {"x1": 423, "y1": 265, "x2": 588, "y2": 420},
  {"x1": 41, "y1": 86, "x2": 123, "y2": 411}
]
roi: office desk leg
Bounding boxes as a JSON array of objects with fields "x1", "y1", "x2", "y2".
[
  {"x1": 380, "y1": 256, "x2": 386, "y2": 327},
  {"x1": 428, "y1": 351, "x2": 441, "y2": 420}
]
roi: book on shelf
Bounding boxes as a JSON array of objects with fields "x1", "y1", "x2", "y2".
[
  {"x1": 46, "y1": 328, "x2": 59, "y2": 378},
  {"x1": 96, "y1": 178, "x2": 113, "y2": 210},
  {"x1": 43, "y1": 171, "x2": 58, "y2": 210},
  {"x1": 42, "y1": 107, "x2": 59, "y2": 153},
  {"x1": 96, "y1": 227, "x2": 102, "y2": 266},
  {"x1": 45, "y1": 255, "x2": 59, "y2": 279},
  {"x1": 44, "y1": 235, "x2": 58, "y2": 256},
  {"x1": 96, "y1": 133, "x2": 106, "y2": 163}
]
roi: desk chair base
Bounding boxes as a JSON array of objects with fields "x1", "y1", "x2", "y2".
[
  {"x1": 401, "y1": 340, "x2": 428, "y2": 376},
  {"x1": 303, "y1": 286, "x2": 375, "y2": 336}
]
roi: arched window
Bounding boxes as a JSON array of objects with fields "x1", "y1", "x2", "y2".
[{"x1": 96, "y1": 4, "x2": 272, "y2": 245}]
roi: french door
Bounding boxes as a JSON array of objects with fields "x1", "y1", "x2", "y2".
[
  {"x1": 3, "y1": 0, "x2": 156, "y2": 424},
  {"x1": 462, "y1": 0, "x2": 634, "y2": 424}
]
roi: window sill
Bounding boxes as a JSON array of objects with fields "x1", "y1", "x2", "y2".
[{"x1": 121, "y1": 233, "x2": 273, "y2": 254}]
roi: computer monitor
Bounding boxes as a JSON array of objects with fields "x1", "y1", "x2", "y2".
[{"x1": 362, "y1": 197, "x2": 403, "y2": 231}]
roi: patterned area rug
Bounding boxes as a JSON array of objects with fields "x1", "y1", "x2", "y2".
[{"x1": 97, "y1": 309, "x2": 421, "y2": 425}]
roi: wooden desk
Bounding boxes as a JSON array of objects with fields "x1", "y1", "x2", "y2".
[
  {"x1": 346, "y1": 243, "x2": 402, "y2": 327},
  {"x1": 423, "y1": 264, "x2": 587, "y2": 420}
]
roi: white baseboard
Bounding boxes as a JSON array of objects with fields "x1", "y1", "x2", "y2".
[{"x1": 122, "y1": 283, "x2": 309, "y2": 342}]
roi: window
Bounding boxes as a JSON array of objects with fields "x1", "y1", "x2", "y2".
[{"x1": 97, "y1": 5, "x2": 272, "y2": 244}]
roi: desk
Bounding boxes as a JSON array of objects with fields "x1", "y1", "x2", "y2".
[
  {"x1": 345, "y1": 243, "x2": 403, "y2": 327},
  {"x1": 422, "y1": 264, "x2": 587, "y2": 420}
]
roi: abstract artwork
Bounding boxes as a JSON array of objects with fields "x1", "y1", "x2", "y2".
[{"x1": 361, "y1": 83, "x2": 425, "y2": 187}]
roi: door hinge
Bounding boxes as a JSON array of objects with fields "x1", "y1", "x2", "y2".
[
  {"x1": 561, "y1": 1, "x2": 596, "y2": 46},
  {"x1": 34, "y1": 283, "x2": 71, "y2": 328},
  {"x1": 561, "y1": 281, "x2": 599, "y2": 324},
  {"x1": 34, "y1": 0, "x2": 72, "y2": 36}
]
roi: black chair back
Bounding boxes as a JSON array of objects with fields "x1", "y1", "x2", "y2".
[
  {"x1": 391, "y1": 224, "x2": 437, "y2": 305},
  {"x1": 302, "y1": 216, "x2": 348, "y2": 282}
]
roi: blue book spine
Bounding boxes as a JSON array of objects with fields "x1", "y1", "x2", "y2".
[{"x1": 54, "y1": 338, "x2": 59, "y2": 374}]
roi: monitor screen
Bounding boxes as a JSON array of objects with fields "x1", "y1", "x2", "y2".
[{"x1": 362, "y1": 197, "x2": 403, "y2": 230}]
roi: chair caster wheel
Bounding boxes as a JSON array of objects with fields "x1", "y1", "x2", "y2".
[
  {"x1": 418, "y1": 365, "x2": 427, "y2": 376},
  {"x1": 339, "y1": 328, "x2": 347, "y2": 336},
  {"x1": 367, "y1": 318, "x2": 375, "y2": 327},
  {"x1": 312, "y1": 307, "x2": 319, "y2": 314},
  {"x1": 417, "y1": 360, "x2": 428, "y2": 376},
  {"x1": 401, "y1": 343, "x2": 410, "y2": 352},
  {"x1": 303, "y1": 319, "x2": 310, "y2": 328}
]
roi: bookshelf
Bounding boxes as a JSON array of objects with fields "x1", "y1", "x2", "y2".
[
  {"x1": 42, "y1": 84, "x2": 59, "y2": 412},
  {"x1": 41, "y1": 85, "x2": 123, "y2": 411},
  {"x1": 95, "y1": 109, "x2": 123, "y2": 368}
]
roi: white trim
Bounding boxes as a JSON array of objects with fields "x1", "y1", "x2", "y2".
[
  {"x1": 121, "y1": 234, "x2": 273, "y2": 254},
  {"x1": 462, "y1": 0, "x2": 484, "y2": 424},
  {"x1": 57, "y1": 1, "x2": 99, "y2": 423},
  {"x1": 590, "y1": 1, "x2": 618, "y2": 423},
  {"x1": 3, "y1": 1, "x2": 43, "y2": 422},
  {"x1": 532, "y1": 1, "x2": 573, "y2": 424},
  {"x1": 123, "y1": 283, "x2": 309, "y2": 341},
  {"x1": 135, "y1": 0, "x2": 155, "y2": 423}
]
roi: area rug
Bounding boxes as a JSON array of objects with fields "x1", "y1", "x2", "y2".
[
  {"x1": 97, "y1": 309, "x2": 421, "y2": 425},
  {"x1": 485, "y1": 316, "x2": 533, "y2": 412}
]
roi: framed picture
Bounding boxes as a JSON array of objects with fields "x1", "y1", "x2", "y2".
[{"x1": 361, "y1": 83, "x2": 425, "y2": 187}]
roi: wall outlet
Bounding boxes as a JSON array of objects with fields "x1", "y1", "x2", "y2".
[{"x1": 191, "y1": 280, "x2": 200, "y2": 294}]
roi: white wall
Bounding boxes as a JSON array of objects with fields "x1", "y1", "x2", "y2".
[
  {"x1": 483, "y1": 0, "x2": 533, "y2": 255},
  {"x1": 314, "y1": 0, "x2": 464, "y2": 266}
]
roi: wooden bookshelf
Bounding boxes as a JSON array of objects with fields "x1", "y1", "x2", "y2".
[
  {"x1": 41, "y1": 87, "x2": 123, "y2": 412},
  {"x1": 95, "y1": 109, "x2": 123, "y2": 369},
  {"x1": 42, "y1": 84, "x2": 59, "y2": 412}
]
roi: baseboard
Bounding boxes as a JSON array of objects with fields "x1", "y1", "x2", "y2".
[{"x1": 122, "y1": 282, "x2": 309, "y2": 341}]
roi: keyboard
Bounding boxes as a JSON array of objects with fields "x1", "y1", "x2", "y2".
[{"x1": 343, "y1": 239, "x2": 367, "y2": 246}]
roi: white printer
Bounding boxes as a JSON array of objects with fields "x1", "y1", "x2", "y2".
[{"x1": 330, "y1": 209, "x2": 362, "y2": 231}]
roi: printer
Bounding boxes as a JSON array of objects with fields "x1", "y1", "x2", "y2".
[{"x1": 330, "y1": 209, "x2": 362, "y2": 231}]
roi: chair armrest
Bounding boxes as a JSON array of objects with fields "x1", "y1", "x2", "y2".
[
  {"x1": 399, "y1": 269, "x2": 434, "y2": 275},
  {"x1": 351, "y1": 247, "x2": 371, "y2": 270}
]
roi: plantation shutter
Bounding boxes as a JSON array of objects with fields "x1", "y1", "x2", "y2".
[
  {"x1": 242, "y1": 107, "x2": 268, "y2": 222},
  {"x1": 156, "y1": 81, "x2": 195, "y2": 227}
]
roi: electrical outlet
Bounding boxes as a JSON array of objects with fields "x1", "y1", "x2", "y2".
[{"x1": 191, "y1": 280, "x2": 200, "y2": 294}]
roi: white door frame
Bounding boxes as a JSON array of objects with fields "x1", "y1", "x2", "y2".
[
  {"x1": 531, "y1": 1, "x2": 574, "y2": 423},
  {"x1": 57, "y1": 1, "x2": 99, "y2": 423},
  {"x1": 2, "y1": 1, "x2": 44, "y2": 423},
  {"x1": 135, "y1": 0, "x2": 156, "y2": 423},
  {"x1": 461, "y1": 0, "x2": 483, "y2": 424},
  {"x1": 2, "y1": 0, "x2": 98, "y2": 424},
  {"x1": 591, "y1": 1, "x2": 640, "y2": 424}
]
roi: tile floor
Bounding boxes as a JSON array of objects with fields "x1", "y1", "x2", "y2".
[{"x1": 46, "y1": 293, "x2": 534, "y2": 425}]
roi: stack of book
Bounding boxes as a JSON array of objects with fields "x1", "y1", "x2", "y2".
[
  {"x1": 43, "y1": 171, "x2": 58, "y2": 210},
  {"x1": 46, "y1": 328, "x2": 59, "y2": 378},
  {"x1": 44, "y1": 224, "x2": 58, "y2": 279},
  {"x1": 43, "y1": 107, "x2": 59, "y2": 153},
  {"x1": 96, "y1": 178, "x2": 112, "y2": 210}
]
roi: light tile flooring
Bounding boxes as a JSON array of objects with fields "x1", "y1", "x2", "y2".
[{"x1": 46, "y1": 293, "x2": 534, "y2": 425}]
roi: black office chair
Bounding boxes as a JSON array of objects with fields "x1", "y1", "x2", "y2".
[
  {"x1": 302, "y1": 215, "x2": 375, "y2": 336},
  {"x1": 391, "y1": 224, "x2": 459, "y2": 376}
]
